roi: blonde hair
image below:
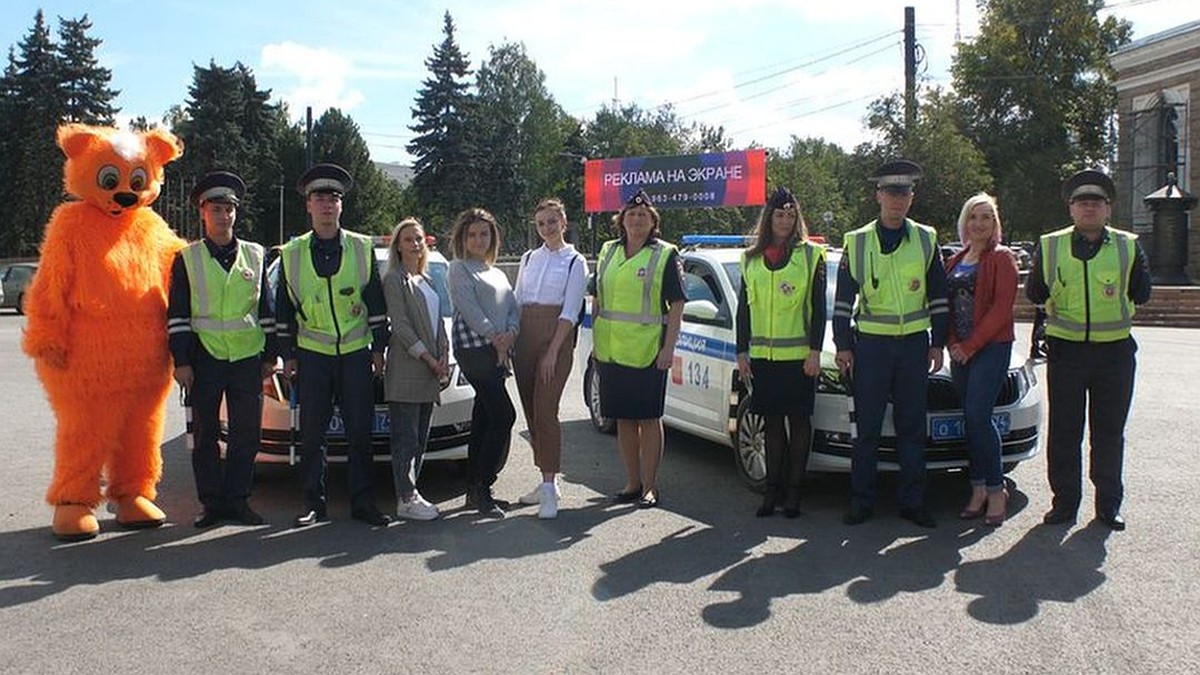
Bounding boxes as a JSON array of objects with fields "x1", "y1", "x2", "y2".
[
  {"x1": 534, "y1": 197, "x2": 567, "y2": 221},
  {"x1": 450, "y1": 207, "x2": 502, "y2": 264},
  {"x1": 387, "y1": 217, "x2": 427, "y2": 276},
  {"x1": 956, "y1": 193, "x2": 1002, "y2": 250}
]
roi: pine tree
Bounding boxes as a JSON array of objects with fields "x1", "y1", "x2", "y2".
[
  {"x1": 407, "y1": 11, "x2": 478, "y2": 230},
  {"x1": 7, "y1": 10, "x2": 66, "y2": 257},
  {"x1": 56, "y1": 14, "x2": 118, "y2": 125}
]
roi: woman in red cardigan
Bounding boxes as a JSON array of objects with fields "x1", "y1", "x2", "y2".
[{"x1": 945, "y1": 193, "x2": 1018, "y2": 526}]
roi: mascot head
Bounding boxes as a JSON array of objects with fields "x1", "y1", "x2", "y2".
[{"x1": 56, "y1": 123, "x2": 184, "y2": 217}]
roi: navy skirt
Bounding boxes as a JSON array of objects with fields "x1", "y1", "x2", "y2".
[
  {"x1": 598, "y1": 360, "x2": 669, "y2": 420},
  {"x1": 748, "y1": 358, "x2": 816, "y2": 416}
]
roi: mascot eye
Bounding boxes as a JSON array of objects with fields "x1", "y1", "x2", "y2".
[
  {"x1": 129, "y1": 168, "x2": 148, "y2": 191},
  {"x1": 97, "y1": 165, "x2": 120, "y2": 191}
]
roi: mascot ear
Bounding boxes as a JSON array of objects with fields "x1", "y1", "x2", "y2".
[
  {"x1": 57, "y1": 124, "x2": 104, "y2": 159},
  {"x1": 144, "y1": 128, "x2": 184, "y2": 166}
]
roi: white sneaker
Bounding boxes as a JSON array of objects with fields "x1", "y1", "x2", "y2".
[
  {"x1": 537, "y1": 483, "x2": 559, "y2": 519},
  {"x1": 397, "y1": 493, "x2": 440, "y2": 521},
  {"x1": 519, "y1": 481, "x2": 561, "y2": 505}
]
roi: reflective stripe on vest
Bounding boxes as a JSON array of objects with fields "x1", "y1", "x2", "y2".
[
  {"x1": 593, "y1": 239, "x2": 673, "y2": 367},
  {"x1": 182, "y1": 240, "x2": 267, "y2": 362},
  {"x1": 743, "y1": 242, "x2": 822, "y2": 360},
  {"x1": 1042, "y1": 226, "x2": 1136, "y2": 342},
  {"x1": 282, "y1": 231, "x2": 372, "y2": 354},
  {"x1": 845, "y1": 220, "x2": 934, "y2": 335}
]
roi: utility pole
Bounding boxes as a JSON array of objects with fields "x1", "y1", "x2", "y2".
[
  {"x1": 904, "y1": 6, "x2": 917, "y2": 146},
  {"x1": 305, "y1": 106, "x2": 314, "y2": 169}
]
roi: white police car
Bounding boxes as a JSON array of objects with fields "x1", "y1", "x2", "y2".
[
  {"x1": 221, "y1": 237, "x2": 473, "y2": 465},
  {"x1": 576, "y1": 234, "x2": 1041, "y2": 492}
]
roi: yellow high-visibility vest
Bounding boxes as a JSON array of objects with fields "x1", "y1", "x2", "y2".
[
  {"x1": 1041, "y1": 225, "x2": 1137, "y2": 342},
  {"x1": 281, "y1": 230, "x2": 373, "y2": 355},
  {"x1": 844, "y1": 220, "x2": 935, "y2": 336},
  {"x1": 182, "y1": 240, "x2": 266, "y2": 361},
  {"x1": 593, "y1": 238, "x2": 675, "y2": 368},
  {"x1": 742, "y1": 241, "x2": 824, "y2": 360}
]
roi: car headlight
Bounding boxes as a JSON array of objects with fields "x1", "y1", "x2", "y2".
[{"x1": 1009, "y1": 361, "x2": 1035, "y2": 401}]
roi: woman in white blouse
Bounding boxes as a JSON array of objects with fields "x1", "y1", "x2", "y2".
[{"x1": 512, "y1": 198, "x2": 588, "y2": 519}]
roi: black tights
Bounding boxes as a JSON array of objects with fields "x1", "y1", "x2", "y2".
[{"x1": 763, "y1": 414, "x2": 812, "y2": 495}]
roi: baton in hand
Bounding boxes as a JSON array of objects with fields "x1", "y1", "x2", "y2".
[{"x1": 180, "y1": 385, "x2": 195, "y2": 452}]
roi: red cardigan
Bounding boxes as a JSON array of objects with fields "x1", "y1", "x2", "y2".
[{"x1": 944, "y1": 244, "x2": 1018, "y2": 359}]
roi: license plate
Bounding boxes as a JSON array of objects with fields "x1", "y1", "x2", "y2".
[
  {"x1": 929, "y1": 412, "x2": 1010, "y2": 441},
  {"x1": 327, "y1": 409, "x2": 390, "y2": 436}
]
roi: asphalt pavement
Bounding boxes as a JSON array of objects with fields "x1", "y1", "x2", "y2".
[{"x1": 1, "y1": 313, "x2": 1197, "y2": 673}]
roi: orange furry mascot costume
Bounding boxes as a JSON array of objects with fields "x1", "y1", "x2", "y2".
[{"x1": 22, "y1": 124, "x2": 185, "y2": 541}]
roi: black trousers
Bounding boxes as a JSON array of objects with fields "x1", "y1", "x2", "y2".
[
  {"x1": 189, "y1": 350, "x2": 263, "y2": 511},
  {"x1": 456, "y1": 345, "x2": 516, "y2": 490},
  {"x1": 1045, "y1": 336, "x2": 1137, "y2": 515},
  {"x1": 296, "y1": 347, "x2": 377, "y2": 510}
]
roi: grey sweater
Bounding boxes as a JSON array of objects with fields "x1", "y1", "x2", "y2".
[{"x1": 448, "y1": 258, "x2": 519, "y2": 341}]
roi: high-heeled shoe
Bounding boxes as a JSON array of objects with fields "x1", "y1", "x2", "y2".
[
  {"x1": 984, "y1": 489, "x2": 1009, "y2": 527},
  {"x1": 959, "y1": 493, "x2": 987, "y2": 519},
  {"x1": 756, "y1": 489, "x2": 780, "y2": 517}
]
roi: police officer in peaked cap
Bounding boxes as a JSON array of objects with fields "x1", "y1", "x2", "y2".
[
  {"x1": 833, "y1": 158, "x2": 949, "y2": 529},
  {"x1": 276, "y1": 162, "x2": 392, "y2": 528},
  {"x1": 168, "y1": 170, "x2": 276, "y2": 528},
  {"x1": 1025, "y1": 168, "x2": 1152, "y2": 531}
]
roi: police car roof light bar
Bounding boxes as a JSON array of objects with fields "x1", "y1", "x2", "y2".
[{"x1": 681, "y1": 234, "x2": 753, "y2": 247}]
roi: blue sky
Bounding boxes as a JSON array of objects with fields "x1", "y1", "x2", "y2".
[{"x1": 5, "y1": 0, "x2": 1196, "y2": 165}]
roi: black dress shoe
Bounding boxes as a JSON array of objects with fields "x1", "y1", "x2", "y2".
[
  {"x1": 782, "y1": 488, "x2": 801, "y2": 519},
  {"x1": 194, "y1": 507, "x2": 223, "y2": 529},
  {"x1": 1042, "y1": 507, "x2": 1077, "y2": 525},
  {"x1": 612, "y1": 487, "x2": 642, "y2": 504},
  {"x1": 755, "y1": 492, "x2": 778, "y2": 517},
  {"x1": 843, "y1": 506, "x2": 873, "y2": 525},
  {"x1": 351, "y1": 505, "x2": 392, "y2": 527},
  {"x1": 227, "y1": 504, "x2": 265, "y2": 526},
  {"x1": 899, "y1": 507, "x2": 937, "y2": 529},
  {"x1": 293, "y1": 508, "x2": 328, "y2": 527},
  {"x1": 637, "y1": 492, "x2": 659, "y2": 509},
  {"x1": 1096, "y1": 512, "x2": 1126, "y2": 531}
]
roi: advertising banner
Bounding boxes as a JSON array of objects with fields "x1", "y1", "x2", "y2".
[{"x1": 584, "y1": 149, "x2": 766, "y2": 212}]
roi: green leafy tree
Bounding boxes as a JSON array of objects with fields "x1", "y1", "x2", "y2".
[
  {"x1": 766, "y1": 137, "x2": 855, "y2": 245},
  {"x1": 408, "y1": 12, "x2": 478, "y2": 231},
  {"x1": 4, "y1": 11, "x2": 65, "y2": 257},
  {"x1": 952, "y1": 0, "x2": 1130, "y2": 236},
  {"x1": 473, "y1": 42, "x2": 574, "y2": 252}
]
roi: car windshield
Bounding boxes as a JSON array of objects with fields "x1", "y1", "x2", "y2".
[{"x1": 722, "y1": 258, "x2": 839, "y2": 312}]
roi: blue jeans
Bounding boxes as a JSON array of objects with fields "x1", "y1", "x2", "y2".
[
  {"x1": 950, "y1": 340, "x2": 1012, "y2": 492},
  {"x1": 389, "y1": 401, "x2": 433, "y2": 501}
]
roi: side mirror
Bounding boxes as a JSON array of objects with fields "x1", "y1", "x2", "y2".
[{"x1": 683, "y1": 299, "x2": 720, "y2": 321}]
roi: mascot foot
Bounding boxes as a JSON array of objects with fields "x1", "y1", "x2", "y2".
[
  {"x1": 115, "y1": 495, "x2": 166, "y2": 530},
  {"x1": 53, "y1": 504, "x2": 100, "y2": 542}
]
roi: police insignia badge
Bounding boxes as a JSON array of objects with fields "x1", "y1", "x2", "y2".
[
  {"x1": 350, "y1": 304, "x2": 363, "y2": 317},
  {"x1": 241, "y1": 268, "x2": 254, "y2": 281},
  {"x1": 909, "y1": 278, "x2": 921, "y2": 292},
  {"x1": 637, "y1": 268, "x2": 647, "y2": 278},
  {"x1": 1104, "y1": 283, "x2": 1117, "y2": 298},
  {"x1": 779, "y1": 281, "x2": 794, "y2": 295}
]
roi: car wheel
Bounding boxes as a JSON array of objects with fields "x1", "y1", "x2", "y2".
[
  {"x1": 583, "y1": 360, "x2": 615, "y2": 434},
  {"x1": 733, "y1": 396, "x2": 768, "y2": 493}
]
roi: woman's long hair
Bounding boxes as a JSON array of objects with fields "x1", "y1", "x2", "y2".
[
  {"x1": 745, "y1": 201, "x2": 808, "y2": 259},
  {"x1": 956, "y1": 192, "x2": 1003, "y2": 251},
  {"x1": 386, "y1": 217, "x2": 427, "y2": 277}
]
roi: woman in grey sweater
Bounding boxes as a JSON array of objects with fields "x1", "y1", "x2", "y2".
[
  {"x1": 447, "y1": 208, "x2": 520, "y2": 518},
  {"x1": 382, "y1": 218, "x2": 448, "y2": 521}
]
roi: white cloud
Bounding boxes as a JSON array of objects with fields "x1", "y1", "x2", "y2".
[{"x1": 259, "y1": 41, "x2": 366, "y2": 119}]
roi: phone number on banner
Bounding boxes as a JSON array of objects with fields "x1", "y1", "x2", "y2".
[{"x1": 659, "y1": 191, "x2": 718, "y2": 204}]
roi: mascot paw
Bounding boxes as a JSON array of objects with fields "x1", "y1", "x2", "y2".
[
  {"x1": 53, "y1": 504, "x2": 100, "y2": 542},
  {"x1": 115, "y1": 495, "x2": 166, "y2": 530}
]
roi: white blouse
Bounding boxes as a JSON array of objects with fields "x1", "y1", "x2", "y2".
[
  {"x1": 515, "y1": 244, "x2": 588, "y2": 325},
  {"x1": 414, "y1": 276, "x2": 439, "y2": 339}
]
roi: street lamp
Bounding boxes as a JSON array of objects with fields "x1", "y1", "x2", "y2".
[{"x1": 275, "y1": 181, "x2": 285, "y2": 246}]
